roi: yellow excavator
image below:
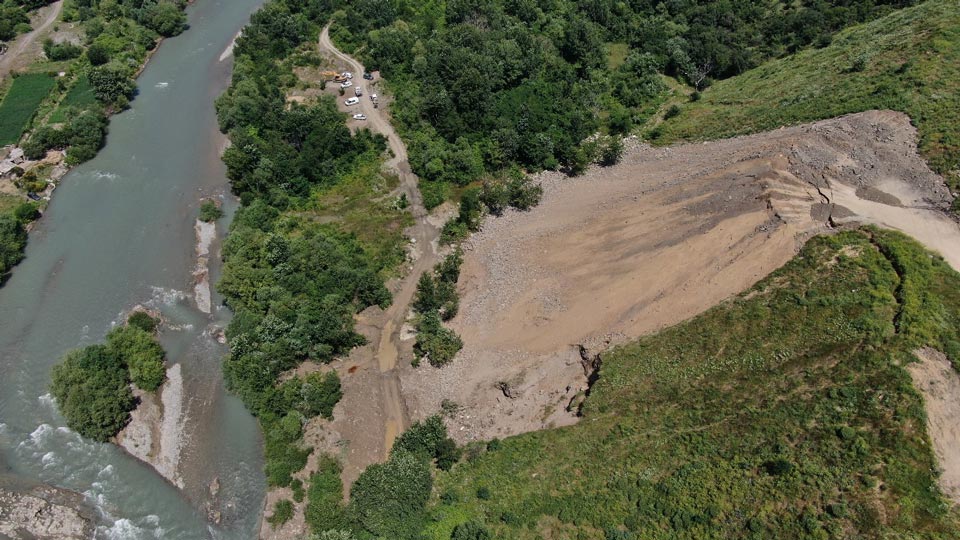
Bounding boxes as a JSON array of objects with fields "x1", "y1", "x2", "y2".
[{"x1": 320, "y1": 70, "x2": 348, "y2": 82}]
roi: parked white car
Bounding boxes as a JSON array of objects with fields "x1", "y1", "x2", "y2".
[
  {"x1": 355, "y1": 86, "x2": 363, "y2": 96},
  {"x1": 353, "y1": 113, "x2": 367, "y2": 120},
  {"x1": 343, "y1": 72, "x2": 353, "y2": 79},
  {"x1": 345, "y1": 97, "x2": 359, "y2": 106},
  {"x1": 340, "y1": 80, "x2": 353, "y2": 89}
]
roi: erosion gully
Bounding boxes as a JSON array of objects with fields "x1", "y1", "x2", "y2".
[{"x1": 0, "y1": 0, "x2": 266, "y2": 538}]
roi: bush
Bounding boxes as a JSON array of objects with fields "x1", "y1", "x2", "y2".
[
  {"x1": 269, "y1": 499, "x2": 294, "y2": 527},
  {"x1": 13, "y1": 202, "x2": 40, "y2": 224},
  {"x1": 664, "y1": 104, "x2": 682, "y2": 120},
  {"x1": 199, "y1": 200, "x2": 223, "y2": 222},
  {"x1": 43, "y1": 39, "x2": 83, "y2": 61},
  {"x1": 414, "y1": 312, "x2": 463, "y2": 367},
  {"x1": 86, "y1": 42, "x2": 110, "y2": 66},
  {"x1": 127, "y1": 311, "x2": 159, "y2": 333},
  {"x1": 451, "y1": 521, "x2": 492, "y2": 540},
  {"x1": 349, "y1": 451, "x2": 432, "y2": 539},
  {"x1": 106, "y1": 325, "x2": 166, "y2": 391},
  {"x1": 600, "y1": 136, "x2": 624, "y2": 167},
  {"x1": 305, "y1": 456, "x2": 350, "y2": 532},
  {"x1": 393, "y1": 415, "x2": 461, "y2": 470},
  {"x1": 476, "y1": 486, "x2": 491, "y2": 500},
  {"x1": 264, "y1": 413, "x2": 311, "y2": 487},
  {"x1": 49, "y1": 345, "x2": 135, "y2": 442},
  {"x1": 295, "y1": 371, "x2": 342, "y2": 419}
]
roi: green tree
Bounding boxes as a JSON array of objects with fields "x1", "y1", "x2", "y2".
[
  {"x1": 451, "y1": 521, "x2": 492, "y2": 540},
  {"x1": 106, "y1": 325, "x2": 165, "y2": 391},
  {"x1": 50, "y1": 345, "x2": 135, "y2": 442},
  {"x1": 349, "y1": 451, "x2": 432, "y2": 539}
]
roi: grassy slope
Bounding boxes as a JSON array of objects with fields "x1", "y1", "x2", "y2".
[
  {"x1": 655, "y1": 0, "x2": 960, "y2": 191},
  {"x1": 425, "y1": 229, "x2": 960, "y2": 539}
]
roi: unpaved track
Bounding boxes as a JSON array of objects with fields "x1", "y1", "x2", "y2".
[
  {"x1": 319, "y1": 23, "x2": 436, "y2": 474},
  {"x1": 401, "y1": 110, "x2": 960, "y2": 444},
  {"x1": 0, "y1": 1, "x2": 63, "y2": 80}
]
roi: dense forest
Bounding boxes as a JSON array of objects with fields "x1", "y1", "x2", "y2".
[
  {"x1": 215, "y1": 0, "x2": 407, "y2": 491},
  {"x1": 209, "y1": 0, "x2": 960, "y2": 539},
  {"x1": 324, "y1": 0, "x2": 915, "y2": 206}
]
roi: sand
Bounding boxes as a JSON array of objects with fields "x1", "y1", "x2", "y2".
[{"x1": 400, "y1": 110, "x2": 960, "y2": 444}]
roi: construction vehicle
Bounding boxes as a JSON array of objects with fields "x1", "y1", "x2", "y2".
[{"x1": 320, "y1": 70, "x2": 350, "y2": 83}]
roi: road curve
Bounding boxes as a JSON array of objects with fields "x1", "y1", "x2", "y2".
[
  {"x1": 0, "y1": 1, "x2": 64, "y2": 80},
  {"x1": 319, "y1": 25, "x2": 439, "y2": 457}
]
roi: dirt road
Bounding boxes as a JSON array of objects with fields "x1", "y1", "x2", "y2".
[
  {"x1": 0, "y1": 1, "x2": 63, "y2": 81},
  {"x1": 401, "y1": 110, "x2": 960, "y2": 444},
  {"x1": 320, "y1": 23, "x2": 437, "y2": 471}
]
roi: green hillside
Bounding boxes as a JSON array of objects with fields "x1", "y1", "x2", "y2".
[
  {"x1": 423, "y1": 229, "x2": 960, "y2": 539},
  {"x1": 656, "y1": 0, "x2": 960, "y2": 196}
]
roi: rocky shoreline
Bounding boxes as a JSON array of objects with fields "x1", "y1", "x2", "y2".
[
  {"x1": 114, "y1": 363, "x2": 187, "y2": 488},
  {"x1": 0, "y1": 483, "x2": 95, "y2": 539}
]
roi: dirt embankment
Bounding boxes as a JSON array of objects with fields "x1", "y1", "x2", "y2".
[
  {"x1": 909, "y1": 348, "x2": 960, "y2": 505},
  {"x1": 399, "y1": 110, "x2": 960, "y2": 444}
]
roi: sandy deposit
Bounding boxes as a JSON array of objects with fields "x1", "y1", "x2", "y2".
[
  {"x1": 194, "y1": 219, "x2": 216, "y2": 314},
  {"x1": 115, "y1": 363, "x2": 186, "y2": 488},
  {"x1": 908, "y1": 348, "x2": 960, "y2": 505},
  {"x1": 400, "y1": 110, "x2": 960, "y2": 443}
]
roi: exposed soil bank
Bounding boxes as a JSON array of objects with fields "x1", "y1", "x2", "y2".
[
  {"x1": 401, "y1": 110, "x2": 959, "y2": 444},
  {"x1": 909, "y1": 348, "x2": 960, "y2": 505}
]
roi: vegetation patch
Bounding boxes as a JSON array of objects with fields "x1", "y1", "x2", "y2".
[
  {"x1": 655, "y1": 0, "x2": 960, "y2": 195},
  {"x1": 0, "y1": 73, "x2": 56, "y2": 145},
  {"x1": 50, "y1": 313, "x2": 165, "y2": 442},
  {"x1": 420, "y1": 229, "x2": 960, "y2": 539}
]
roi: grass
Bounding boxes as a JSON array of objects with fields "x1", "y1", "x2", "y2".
[
  {"x1": 306, "y1": 152, "x2": 412, "y2": 276},
  {"x1": 0, "y1": 193, "x2": 24, "y2": 215},
  {"x1": 48, "y1": 75, "x2": 96, "y2": 123},
  {"x1": 653, "y1": 0, "x2": 960, "y2": 193},
  {"x1": 0, "y1": 73, "x2": 56, "y2": 145},
  {"x1": 423, "y1": 229, "x2": 960, "y2": 539},
  {"x1": 606, "y1": 42, "x2": 630, "y2": 70}
]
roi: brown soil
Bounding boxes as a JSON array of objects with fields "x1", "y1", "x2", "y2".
[
  {"x1": 258, "y1": 26, "x2": 439, "y2": 539},
  {"x1": 908, "y1": 348, "x2": 960, "y2": 505},
  {"x1": 400, "y1": 110, "x2": 960, "y2": 444},
  {"x1": 0, "y1": 1, "x2": 64, "y2": 80}
]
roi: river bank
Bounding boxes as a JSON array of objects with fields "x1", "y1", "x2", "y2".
[{"x1": 0, "y1": 0, "x2": 268, "y2": 537}]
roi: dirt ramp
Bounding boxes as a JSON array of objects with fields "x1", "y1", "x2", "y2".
[{"x1": 400, "y1": 110, "x2": 960, "y2": 443}]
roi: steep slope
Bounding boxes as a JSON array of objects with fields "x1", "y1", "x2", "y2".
[
  {"x1": 422, "y1": 229, "x2": 960, "y2": 539},
  {"x1": 656, "y1": 0, "x2": 960, "y2": 194}
]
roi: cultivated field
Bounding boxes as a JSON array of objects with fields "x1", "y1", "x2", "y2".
[{"x1": 0, "y1": 73, "x2": 55, "y2": 145}]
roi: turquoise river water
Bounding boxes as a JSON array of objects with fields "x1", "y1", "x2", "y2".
[{"x1": 0, "y1": 0, "x2": 267, "y2": 537}]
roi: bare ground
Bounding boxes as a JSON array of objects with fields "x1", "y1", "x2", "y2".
[
  {"x1": 909, "y1": 348, "x2": 960, "y2": 505},
  {"x1": 400, "y1": 110, "x2": 960, "y2": 444},
  {"x1": 0, "y1": 1, "x2": 63, "y2": 81}
]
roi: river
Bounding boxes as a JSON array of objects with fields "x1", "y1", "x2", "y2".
[{"x1": 0, "y1": 0, "x2": 266, "y2": 538}]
